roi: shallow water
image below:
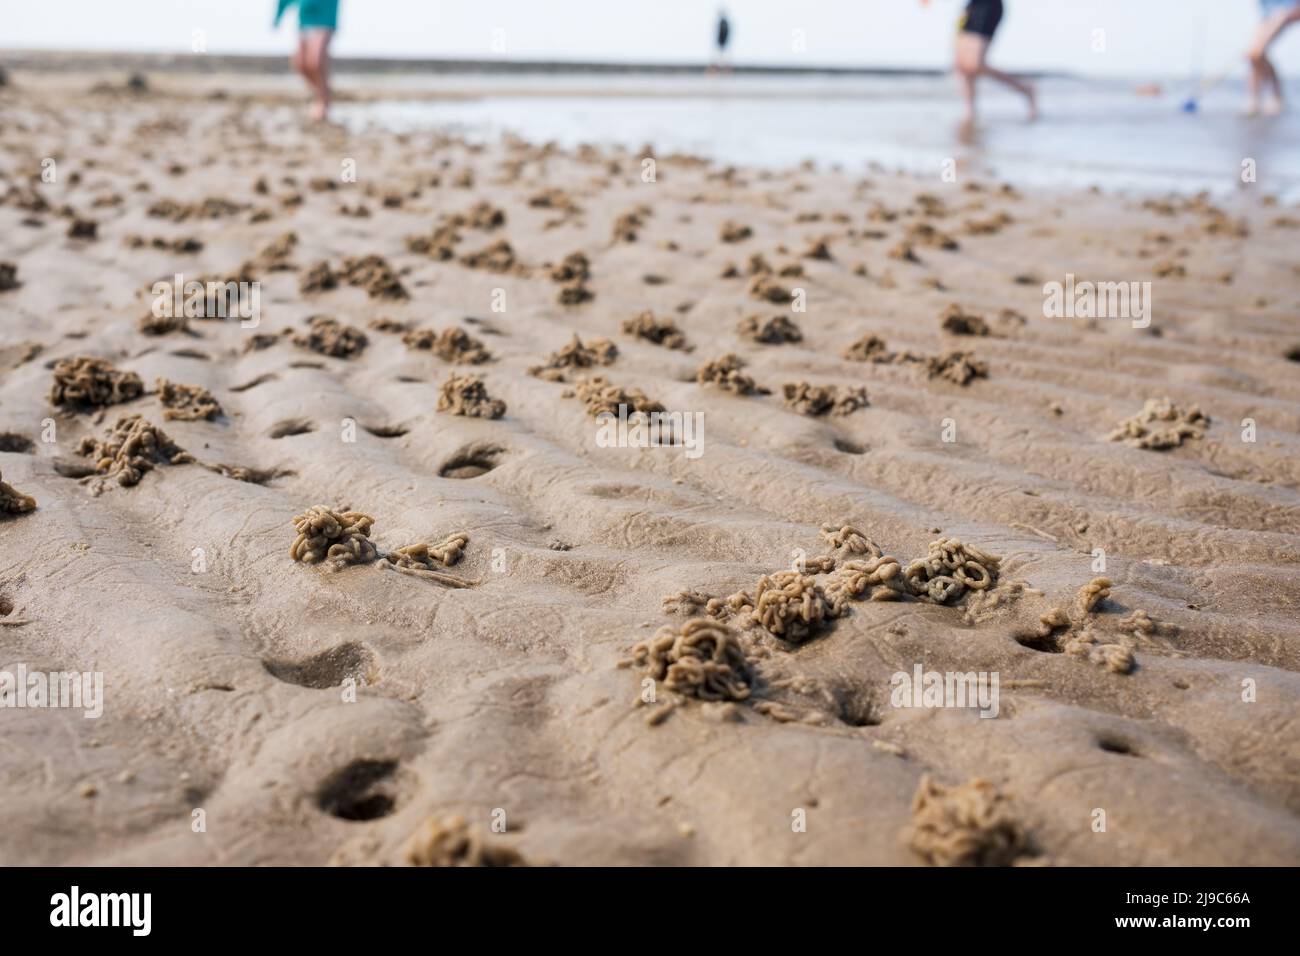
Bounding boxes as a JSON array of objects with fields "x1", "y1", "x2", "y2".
[{"x1": 337, "y1": 72, "x2": 1300, "y2": 201}]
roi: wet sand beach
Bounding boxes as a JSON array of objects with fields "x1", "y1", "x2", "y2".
[{"x1": 1, "y1": 67, "x2": 1298, "y2": 866}]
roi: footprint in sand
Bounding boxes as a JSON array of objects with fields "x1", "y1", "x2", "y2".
[{"x1": 263, "y1": 642, "x2": 377, "y2": 690}]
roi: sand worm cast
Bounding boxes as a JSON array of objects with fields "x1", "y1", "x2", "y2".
[
  {"x1": 820, "y1": 523, "x2": 882, "y2": 557},
  {"x1": 919, "y1": 574, "x2": 963, "y2": 604},
  {"x1": 437, "y1": 373, "x2": 507, "y2": 419},
  {"x1": 1108, "y1": 397, "x2": 1209, "y2": 450},
  {"x1": 403, "y1": 326, "x2": 493, "y2": 365},
  {"x1": 906, "y1": 775, "x2": 1029, "y2": 867},
  {"x1": 290, "y1": 506, "x2": 378, "y2": 566},
  {"x1": 782, "y1": 382, "x2": 869, "y2": 417},
  {"x1": 293, "y1": 315, "x2": 368, "y2": 359},
  {"x1": 954, "y1": 560, "x2": 993, "y2": 590},
  {"x1": 824, "y1": 555, "x2": 902, "y2": 609},
  {"x1": 1076, "y1": 577, "x2": 1112, "y2": 615},
  {"x1": 1064, "y1": 632, "x2": 1136, "y2": 674},
  {"x1": 629, "y1": 618, "x2": 754, "y2": 703},
  {"x1": 528, "y1": 334, "x2": 618, "y2": 383},
  {"x1": 752, "y1": 570, "x2": 838, "y2": 642},
  {"x1": 155, "y1": 376, "x2": 222, "y2": 421},
  {"x1": 386, "y1": 532, "x2": 469, "y2": 569},
  {"x1": 0, "y1": 468, "x2": 36, "y2": 516},
  {"x1": 696, "y1": 353, "x2": 769, "y2": 395},
  {"x1": 401, "y1": 814, "x2": 528, "y2": 868},
  {"x1": 903, "y1": 537, "x2": 1001, "y2": 606},
  {"x1": 76, "y1": 414, "x2": 194, "y2": 490},
  {"x1": 291, "y1": 506, "x2": 475, "y2": 587},
  {"x1": 49, "y1": 356, "x2": 144, "y2": 409},
  {"x1": 382, "y1": 532, "x2": 475, "y2": 587}
]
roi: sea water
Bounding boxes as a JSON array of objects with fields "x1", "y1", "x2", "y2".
[{"x1": 336, "y1": 71, "x2": 1300, "y2": 202}]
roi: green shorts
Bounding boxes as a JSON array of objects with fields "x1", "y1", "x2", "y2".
[{"x1": 275, "y1": 0, "x2": 339, "y2": 32}]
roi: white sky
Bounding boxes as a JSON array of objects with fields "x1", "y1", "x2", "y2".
[{"x1": 4, "y1": 1, "x2": 1299, "y2": 77}]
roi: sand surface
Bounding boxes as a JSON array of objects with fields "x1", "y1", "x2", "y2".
[{"x1": 1, "y1": 71, "x2": 1299, "y2": 866}]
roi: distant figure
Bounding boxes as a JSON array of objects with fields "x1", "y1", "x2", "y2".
[
  {"x1": 951, "y1": 0, "x2": 1036, "y2": 126},
  {"x1": 275, "y1": 0, "x2": 339, "y2": 121},
  {"x1": 1247, "y1": 0, "x2": 1300, "y2": 116},
  {"x1": 711, "y1": 8, "x2": 732, "y2": 74}
]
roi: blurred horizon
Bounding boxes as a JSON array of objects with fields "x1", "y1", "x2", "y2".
[{"x1": 8, "y1": 0, "x2": 1300, "y2": 80}]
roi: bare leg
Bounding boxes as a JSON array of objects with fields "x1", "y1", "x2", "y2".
[
  {"x1": 291, "y1": 34, "x2": 321, "y2": 117},
  {"x1": 1248, "y1": 9, "x2": 1300, "y2": 115},
  {"x1": 1247, "y1": 49, "x2": 1265, "y2": 116},
  {"x1": 291, "y1": 36, "x2": 308, "y2": 85},
  {"x1": 301, "y1": 29, "x2": 333, "y2": 121},
  {"x1": 983, "y1": 65, "x2": 1037, "y2": 119},
  {"x1": 955, "y1": 32, "x2": 1036, "y2": 124},
  {"x1": 1261, "y1": 57, "x2": 1283, "y2": 113},
  {"x1": 954, "y1": 33, "x2": 984, "y2": 125}
]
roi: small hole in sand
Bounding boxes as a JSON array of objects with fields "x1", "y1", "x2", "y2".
[
  {"x1": 263, "y1": 642, "x2": 376, "y2": 689},
  {"x1": 1014, "y1": 632, "x2": 1062, "y2": 653},
  {"x1": 1173, "y1": 678, "x2": 1190, "y2": 690},
  {"x1": 819, "y1": 678, "x2": 880, "y2": 727},
  {"x1": 289, "y1": 360, "x2": 324, "y2": 370},
  {"x1": 1098, "y1": 737, "x2": 1138, "y2": 757},
  {"x1": 0, "y1": 433, "x2": 35, "y2": 454},
  {"x1": 0, "y1": 597, "x2": 13, "y2": 616},
  {"x1": 1286, "y1": 345, "x2": 1300, "y2": 363},
  {"x1": 395, "y1": 375, "x2": 424, "y2": 383},
  {"x1": 440, "y1": 445, "x2": 504, "y2": 479},
  {"x1": 835, "y1": 691, "x2": 880, "y2": 727},
  {"x1": 317, "y1": 759, "x2": 401, "y2": 822},
  {"x1": 834, "y1": 438, "x2": 867, "y2": 455},
  {"x1": 169, "y1": 348, "x2": 209, "y2": 361},
  {"x1": 363, "y1": 423, "x2": 408, "y2": 439},
  {"x1": 268, "y1": 418, "x2": 315, "y2": 439}
]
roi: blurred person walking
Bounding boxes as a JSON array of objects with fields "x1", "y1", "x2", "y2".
[
  {"x1": 711, "y1": 8, "x2": 733, "y2": 75},
  {"x1": 926, "y1": 0, "x2": 1036, "y2": 126},
  {"x1": 275, "y1": 0, "x2": 339, "y2": 121}
]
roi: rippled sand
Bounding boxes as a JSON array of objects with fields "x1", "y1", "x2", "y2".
[{"x1": 1, "y1": 69, "x2": 1298, "y2": 866}]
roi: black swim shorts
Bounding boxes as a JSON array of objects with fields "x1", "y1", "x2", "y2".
[{"x1": 959, "y1": 0, "x2": 1004, "y2": 39}]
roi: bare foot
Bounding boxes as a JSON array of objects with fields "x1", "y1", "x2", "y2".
[
  {"x1": 311, "y1": 101, "x2": 330, "y2": 122},
  {"x1": 1263, "y1": 99, "x2": 1284, "y2": 117},
  {"x1": 1244, "y1": 101, "x2": 1261, "y2": 117}
]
